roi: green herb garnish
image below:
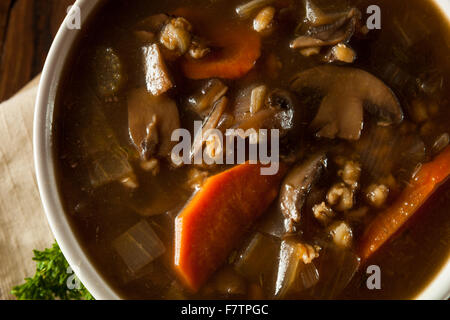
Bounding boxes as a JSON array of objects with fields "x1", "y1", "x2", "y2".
[{"x1": 11, "y1": 242, "x2": 94, "y2": 300}]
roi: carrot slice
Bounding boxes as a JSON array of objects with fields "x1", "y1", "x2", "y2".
[
  {"x1": 174, "y1": 8, "x2": 261, "y2": 80},
  {"x1": 174, "y1": 162, "x2": 285, "y2": 291},
  {"x1": 358, "y1": 146, "x2": 450, "y2": 262},
  {"x1": 181, "y1": 24, "x2": 261, "y2": 80}
]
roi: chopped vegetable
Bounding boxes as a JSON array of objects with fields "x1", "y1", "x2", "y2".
[
  {"x1": 249, "y1": 85, "x2": 268, "y2": 114},
  {"x1": 128, "y1": 88, "x2": 180, "y2": 160},
  {"x1": 291, "y1": 66, "x2": 403, "y2": 140},
  {"x1": 174, "y1": 162, "x2": 286, "y2": 291},
  {"x1": 291, "y1": 2, "x2": 362, "y2": 56},
  {"x1": 354, "y1": 122, "x2": 426, "y2": 183},
  {"x1": 181, "y1": 23, "x2": 261, "y2": 79},
  {"x1": 280, "y1": 152, "x2": 327, "y2": 224},
  {"x1": 274, "y1": 239, "x2": 320, "y2": 298},
  {"x1": 203, "y1": 266, "x2": 247, "y2": 297},
  {"x1": 358, "y1": 146, "x2": 450, "y2": 261},
  {"x1": 188, "y1": 79, "x2": 228, "y2": 117},
  {"x1": 432, "y1": 133, "x2": 449, "y2": 155},
  {"x1": 113, "y1": 220, "x2": 166, "y2": 273},
  {"x1": 11, "y1": 242, "x2": 94, "y2": 300},
  {"x1": 81, "y1": 100, "x2": 137, "y2": 189},
  {"x1": 142, "y1": 44, "x2": 173, "y2": 96},
  {"x1": 310, "y1": 246, "x2": 360, "y2": 299},
  {"x1": 234, "y1": 232, "x2": 280, "y2": 286},
  {"x1": 257, "y1": 206, "x2": 291, "y2": 238},
  {"x1": 235, "y1": 88, "x2": 304, "y2": 141},
  {"x1": 93, "y1": 47, "x2": 123, "y2": 97}
]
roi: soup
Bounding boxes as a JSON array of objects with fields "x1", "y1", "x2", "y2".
[{"x1": 54, "y1": 0, "x2": 450, "y2": 299}]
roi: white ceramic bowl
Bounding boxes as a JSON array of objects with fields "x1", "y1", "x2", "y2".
[{"x1": 34, "y1": 0, "x2": 450, "y2": 300}]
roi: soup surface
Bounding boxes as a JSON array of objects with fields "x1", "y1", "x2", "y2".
[{"x1": 54, "y1": 0, "x2": 450, "y2": 299}]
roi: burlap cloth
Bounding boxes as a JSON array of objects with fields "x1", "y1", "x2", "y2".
[{"x1": 0, "y1": 76, "x2": 54, "y2": 300}]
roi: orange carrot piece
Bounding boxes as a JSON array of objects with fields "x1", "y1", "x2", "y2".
[
  {"x1": 181, "y1": 24, "x2": 261, "y2": 80},
  {"x1": 174, "y1": 163, "x2": 285, "y2": 291},
  {"x1": 358, "y1": 146, "x2": 450, "y2": 262},
  {"x1": 173, "y1": 7, "x2": 261, "y2": 80}
]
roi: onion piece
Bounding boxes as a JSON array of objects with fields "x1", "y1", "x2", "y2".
[
  {"x1": 234, "y1": 233, "x2": 280, "y2": 288},
  {"x1": 203, "y1": 266, "x2": 247, "y2": 297},
  {"x1": 432, "y1": 133, "x2": 450, "y2": 155},
  {"x1": 249, "y1": 85, "x2": 268, "y2": 114},
  {"x1": 257, "y1": 206, "x2": 291, "y2": 238},
  {"x1": 310, "y1": 246, "x2": 360, "y2": 299},
  {"x1": 274, "y1": 239, "x2": 320, "y2": 298},
  {"x1": 113, "y1": 220, "x2": 166, "y2": 273},
  {"x1": 81, "y1": 100, "x2": 136, "y2": 189},
  {"x1": 188, "y1": 79, "x2": 228, "y2": 117}
]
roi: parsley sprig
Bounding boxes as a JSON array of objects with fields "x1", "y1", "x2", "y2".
[{"x1": 11, "y1": 242, "x2": 94, "y2": 300}]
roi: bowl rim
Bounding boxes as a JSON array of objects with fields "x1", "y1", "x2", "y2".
[
  {"x1": 34, "y1": 0, "x2": 450, "y2": 300},
  {"x1": 33, "y1": 0, "x2": 120, "y2": 300}
]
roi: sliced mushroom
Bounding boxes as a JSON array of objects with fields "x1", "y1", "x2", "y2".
[
  {"x1": 280, "y1": 152, "x2": 328, "y2": 224},
  {"x1": 128, "y1": 88, "x2": 180, "y2": 160},
  {"x1": 304, "y1": 0, "x2": 342, "y2": 27},
  {"x1": 290, "y1": 65, "x2": 403, "y2": 140},
  {"x1": 291, "y1": 1, "x2": 361, "y2": 56},
  {"x1": 290, "y1": 36, "x2": 327, "y2": 50},
  {"x1": 307, "y1": 8, "x2": 361, "y2": 45},
  {"x1": 234, "y1": 88, "x2": 304, "y2": 140},
  {"x1": 266, "y1": 89, "x2": 304, "y2": 137}
]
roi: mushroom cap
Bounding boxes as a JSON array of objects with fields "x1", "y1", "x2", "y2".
[
  {"x1": 128, "y1": 88, "x2": 180, "y2": 160},
  {"x1": 290, "y1": 65, "x2": 403, "y2": 140}
]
